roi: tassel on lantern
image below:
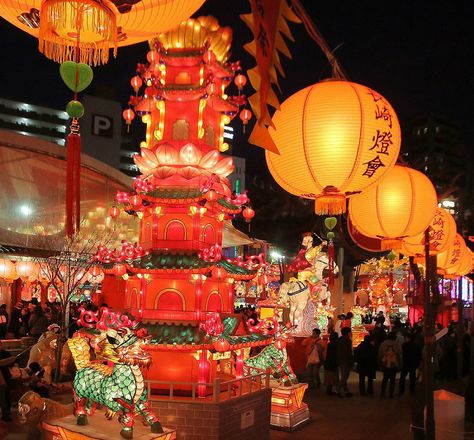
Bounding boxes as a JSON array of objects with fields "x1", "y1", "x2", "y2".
[
  {"x1": 66, "y1": 118, "x2": 81, "y2": 237},
  {"x1": 380, "y1": 238, "x2": 403, "y2": 251},
  {"x1": 38, "y1": 0, "x2": 117, "y2": 66},
  {"x1": 315, "y1": 187, "x2": 346, "y2": 215}
]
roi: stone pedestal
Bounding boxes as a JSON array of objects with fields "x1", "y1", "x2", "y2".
[
  {"x1": 42, "y1": 413, "x2": 176, "y2": 440},
  {"x1": 270, "y1": 383, "x2": 310, "y2": 431}
]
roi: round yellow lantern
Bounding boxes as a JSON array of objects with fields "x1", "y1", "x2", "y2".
[
  {"x1": 449, "y1": 248, "x2": 474, "y2": 277},
  {"x1": 266, "y1": 80, "x2": 401, "y2": 215},
  {"x1": 16, "y1": 261, "x2": 39, "y2": 281},
  {"x1": 0, "y1": 259, "x2": 18, "y2": 281},
  {"x1": 348, "y1": 165, "x2": 437, "y2": 250},
  {"x1": 401, "y1": 208, "x2": 457, "y2": 256},
  {"x1": 436, "y1": 233, "x2": 467, "y2": 275},
  {"x1": 0, "y1": 0, "x2": 205, "y2": 64}
]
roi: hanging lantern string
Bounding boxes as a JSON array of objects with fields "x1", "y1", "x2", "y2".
[{"x1": 290, "y1": 0, "x2": 348, "y2": 80}]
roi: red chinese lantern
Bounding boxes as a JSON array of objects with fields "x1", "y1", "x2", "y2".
[
  {"x1": 130, "y1": 76, "x2": 143, "y2": 93},
  {"x1": 205, "y1": 190, "x2": 218, "y2": 202},
  {"x1": 109, "y1": 205, "x2": 121, "y2": 218},
  {"x1": 113, "y1": 264, "x2": 127, "y2": 277},
  {"x1": 242, "y1": 207, "x2": 255, "y2": 223},
  {"x1": 203, "y1": 50, "x2": 216, "y2": 64},
  {"x1": 213, "y1": 338, "x2": 230, "y2": 353},
  {"x1": 239, "y1": 109, "x2": 252, "y2": 126},
  {"x1": 275, "y1": 339, "x2": 286, "y2": 350},
  {"x1": 122, "y1": 109, "x2": 135, "y2": 131},
  {"x1": 130, "y1": 194, "x2": 142, "y2": 207},
  {"x1": 234, "y1": 74, "x2": 247, "y2": 90},
  {"x1": 147, "y1": 50, "x2": 158, "y2": 64}
]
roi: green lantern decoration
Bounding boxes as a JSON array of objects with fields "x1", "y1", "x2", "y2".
[{"x1": 66, "y1": 100, "x2": 85, "y2": 119}]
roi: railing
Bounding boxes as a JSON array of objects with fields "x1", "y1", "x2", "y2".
[{"x1": 146, "y1": 371, "x2": 271, "y2": 404}]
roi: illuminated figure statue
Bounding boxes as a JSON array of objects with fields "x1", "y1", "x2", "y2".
[{"x1": 68, "y1": 308, "x2": 163, "y2": 439}]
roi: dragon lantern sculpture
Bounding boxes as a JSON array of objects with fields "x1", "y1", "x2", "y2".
[{"x1": 68, "y1": 308, "x2": 163, "y2": 439}]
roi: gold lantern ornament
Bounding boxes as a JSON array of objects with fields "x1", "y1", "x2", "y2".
[
  {"x1": 266, "y1": 80, "x2": 401, "y2": 215},
  {"x1": 348, "y1": 165, "x2": 438, "y2": 250},
  {"x1": 401, "y1": 207, "x2": 457, "y2": 256},
  {"x1": 0, "y1": 0, "x2": 205, "y2": 64}
]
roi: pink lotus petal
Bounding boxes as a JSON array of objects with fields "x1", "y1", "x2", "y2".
[
  {"x1": 180, "y1": 166, "x2": 201, "y2": 179},
  {"x1": 179, "y1": 143, "x2": 201, "y2": 165},
  {"x1": 154, "y1": 166, "x2": 176, "y2": 179},
  {"x1": 155, "y1": 143, "x2": 179, "y2": 165},
  {"x1": 199, "y1": 150, "x2": 219, "y2": 169},
  {"x1": 212, "y1": 157, "x2": 234, "y2": 177},
  {"x1": 141, "y1": 148, "x2": 159, "y2": 168}
]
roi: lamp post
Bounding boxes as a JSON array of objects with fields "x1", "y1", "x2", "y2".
[{"x1": 424, "y1": 228, "x2": 435, "y2": 440}]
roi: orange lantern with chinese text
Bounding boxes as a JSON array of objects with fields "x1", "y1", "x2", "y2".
[
  {"x1": 448, "y1": 249, "x2": 474, "y2": 277},
  {"x1": 436, "y1": 234, "x2": 467, "y2": 275},
  {"x1": 349, "y1": 166, "x2": 437, "y2": 250},
  {"x1": 266, "y1": 80, "x2": 401, "y2": 215},
  {"x1": 401, "y1": 208, "x2": 457, "y2": 256}
]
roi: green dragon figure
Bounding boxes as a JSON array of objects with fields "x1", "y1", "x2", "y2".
[{"x1": 68, "y1": 308, "x2": 163, "y2": 439}]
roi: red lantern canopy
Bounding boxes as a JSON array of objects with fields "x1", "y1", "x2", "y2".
[
  {"x1": 130, "y1": 75, "x2": 143, "y2": 93},
  {"x1": 239, "y1": 109, "x2": 252, "y2": 125},
  {"x1": 109, "y1": 206, "x2": 120, "y2": 218},
  {"x1": 113, "y1": 264, "x2": 127, "y2": 277},
  {"x1": 242, "y1": 207, "x2": 255, "y2": 223},
  {"x1": 234, "y1": 74, "x2": 247, "y2": 90}
]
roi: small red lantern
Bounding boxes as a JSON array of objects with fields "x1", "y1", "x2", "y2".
[
  {"x1": 275, "y1": 339, "x2": 286, "y2": 350},
  {"x1": 213, "y1": 338, "x2": 230, "y2": 352},
  {"x1": 234, "y1": 74, "x2": 247, "y2": 90},
  {"x1": 242, "y1": 207, "x2": 255, "y2": 223},
  {"x1": 239, "y1": 109, "x2": 252, "y2": 129},
  {"x1": 130, "y1": 76, "x2": 142, "y2": 93},
  {"x1": 122, "y1": 109, "x2": 135, "y2": 132},
  {"x1": 203, "y1": 50, "x2": 216, "y2": 64},
  {"x1": 130, "y1": 194, "x2": 142, "y2": 207},
  {"x1": 113, "y1": 264, "x2": 127, "y2": 277},
  {"x1": 109, "y1": 205, "x2": 120, "y2": 218},
  {"x1": 205, "y1": 190, "x2": 217, "y2": 202},
  {"x1": 147, "y1": 50, "x2": 158, "y2": 64}
]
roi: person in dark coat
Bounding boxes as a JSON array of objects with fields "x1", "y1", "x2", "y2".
[
  {"x1": 324, "y1": 332, "x2": 339, "y2": 395},
  {"x1": 28, "y1": 306, "x2": 49, "y2": 340},
  {"x1": 8, "y1": 302, "x2": 23, "y2": 338},
  {"x1": 337, "y1": 327, "x2": 354, "y2": 397},
  {"x1": 355, "y1": 334, "x2": 377, "y2": 395},
  {"x1": 0, "y1": 305, "x2": 8, "y2": 339},
  {"x1": 399, "y1": 332, "x2": 421, "y2": 396}
]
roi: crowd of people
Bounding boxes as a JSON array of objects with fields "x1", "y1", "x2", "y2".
[{"x1": 302, "y1": 312, "x2": 470, "y2": 399}]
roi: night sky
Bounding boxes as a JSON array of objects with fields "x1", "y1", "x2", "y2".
[{"x1": 0, "y1": 0, "x2": 472, "y2": 239}]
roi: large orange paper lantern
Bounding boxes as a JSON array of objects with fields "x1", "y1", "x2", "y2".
[
  {"x1": 349, "y1": 165, "x2": 437, "y2": 250},
  {"x1": 16, "y1": 261, "x2": 39, "y2": 280},
  {"x1": 0, "y1": 0, "x2": 205, "y2": 64},
  {"x1": 448, "y1": 249, "x2": 474, "y2": 277},
  {"x1": 0, "y1": 259, "x2": 18, "y2": 281},
  {"x1": 436, "y1": 234, "x2": 467, "y2": 275},
  {"x1": 402, "y1": 208, "x2": 457, "y2": 256},
  {"x1": 266, "y1": 80, "x2": 401, "y2": 214}
]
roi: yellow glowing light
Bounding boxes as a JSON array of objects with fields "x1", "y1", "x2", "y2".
[
  {"x1": 220, "y1": 143, "x2": 229, "y2": 152},
  {"x1": 189, "y1": 205, "x2": 198, "y2": 216},
  {"x1": 199, "y1": 65, "x2": 204, "y2": 86},
  {"x1": 217, "y1": 213, "x2": 225, "y2": 222}
]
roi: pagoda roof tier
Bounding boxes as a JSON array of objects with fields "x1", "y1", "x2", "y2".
[
  {"x1": 142, "y1": 187, "x2": 203, "y2": 204},
  {"x1": 215, "y1": 197, "x2": 241, "y2": 214},
  {"x1": 160, "y1": 85, "x2": 206, "y2": 101},
  {"x1": 215, "y1": 260, "x2": 257, "y2": 280},
  {"x1": 207, "y1": 95, "x2": 238, "y2": 114},
  {"x1": 128, "y1": 251, "x2": 211, "y2": 273},
  {"x1": 142, "y1": 317, "x2": 273, "y2": 351}
]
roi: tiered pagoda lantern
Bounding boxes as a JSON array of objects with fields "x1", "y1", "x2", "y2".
[{"x1": 99, "y1": 17, "x2": 272, "y2": 394}]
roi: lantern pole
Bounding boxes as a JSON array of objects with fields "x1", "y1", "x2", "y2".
[
  {"x1": 423, "y1": 228, "x2": 435, "y2": 440},
  {"x1": 457, "y1": 277, "x2": 464, "y2": 387}
]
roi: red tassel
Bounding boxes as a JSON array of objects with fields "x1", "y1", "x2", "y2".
[
  {"x1": 328, "y1": 240, "x2": 335, "y2": 288},
  {"x1": 66, "y1": 119, "x2": 81, "y2": 237}
]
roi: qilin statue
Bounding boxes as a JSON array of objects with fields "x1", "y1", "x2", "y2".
[{"x1": 68, "y1": 308, "x2": 163, "y2": 439}]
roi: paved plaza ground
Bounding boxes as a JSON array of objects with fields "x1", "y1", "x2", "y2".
[{"x1": 2, "y1": 372, "x2": 416, "y2": 440}]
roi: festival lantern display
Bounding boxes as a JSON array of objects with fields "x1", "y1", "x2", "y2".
[
  {"x1": 0, "y1": 0, "x2": 205, "y2": 65},
  {"x1": 402, "y1": 207, "x2": 457, "y2": 256},
  {"x1": 266, "y1": 80, "x2": 401, "y2": 214},
  {"x1": 448, "y1": 248, "x2": 474, "y2": 277},
  {"x1": 436, "y1": 234, "x2": 467, "y2": 275},
  {"x1": 349, "y1": 165, "x2": 438, "y2": 249},
  {"x1": 16, "y1": 260, "x2": 39, "y2": 281},
  {"x1": 94, "y1": 18, "x2": 278, "y2": 398}
]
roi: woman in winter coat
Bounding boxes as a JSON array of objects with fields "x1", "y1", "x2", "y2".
[{"x1": 354, "y1": 334, "x2": 377, "y2": 395}]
